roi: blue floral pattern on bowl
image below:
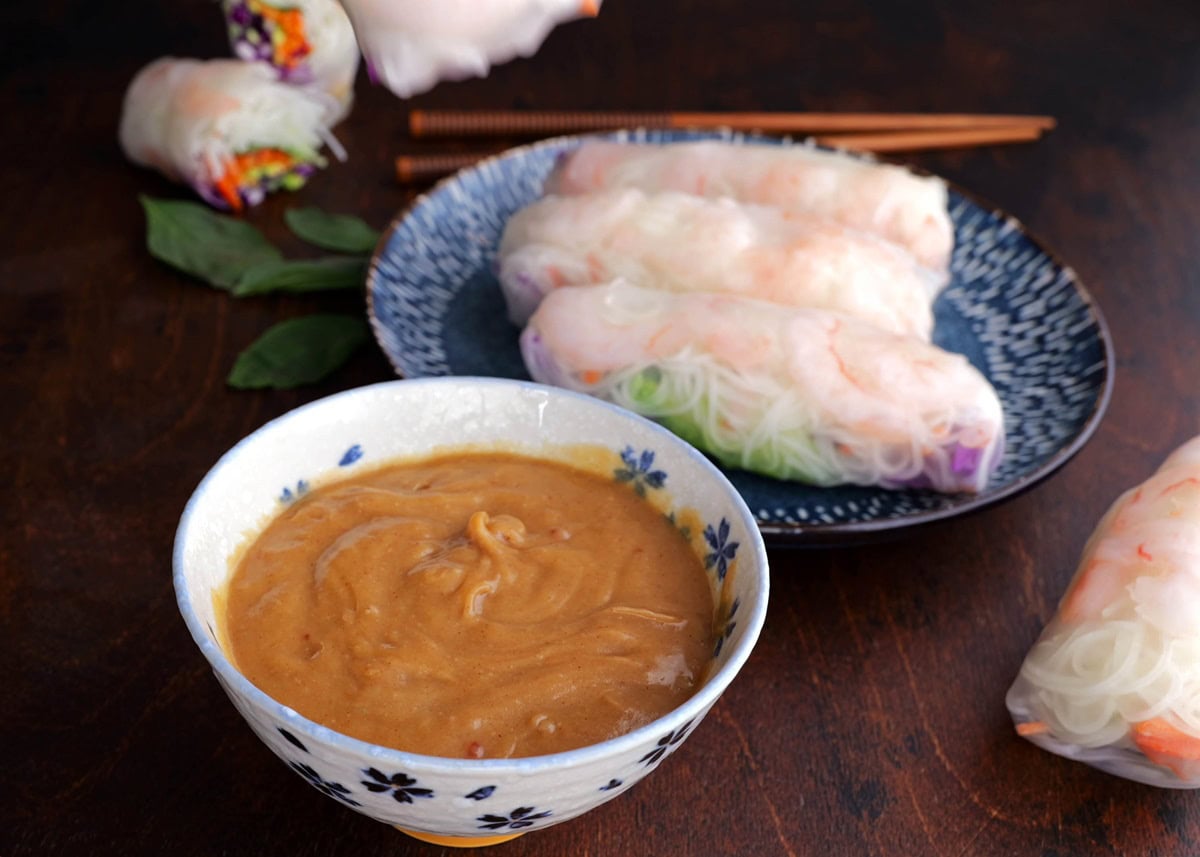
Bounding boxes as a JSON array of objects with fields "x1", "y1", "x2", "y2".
[
  {"x1": 614, "y1": 445, "x2": 668, "y2": 497},
  {"x1": 175, "y1": 377, "x2": 769, "y2": 841},
  {"x1": 266, "y1": 706, "x2": 723, "y2": 826},
  {"x1": 366, "y1": 129, "x2": 1114, "y2": 545},
  {"x1": 281, "y1": 447, "x2": 366, "y2": 505},
  {"x1": 639, "y1": 720, "x2": 695, "y2": 767},
  {"x1": 289, "y1": 761, "x2": 361, "y2": 807},
  {"x1": 279, "y1": 479, "x2": 308, "y2": 504},
  {"x1": 703, "y1": 519, "x2": 739, "y2": 582},
  {"x1": 478, "y1": 807, "x2": 553, "y2": 831},
  {"x1": 361, "y1": 768, "x2": 435, "y2": 804}
]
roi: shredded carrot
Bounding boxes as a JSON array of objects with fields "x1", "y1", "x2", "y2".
[
  {"x1": 827, "y1": 322, "x2": 864, "y2": 391},
  {"x1": 580, "y1": 370, "x2": 603, "y2": 385},
  {"x1": 546, "y1": 265, "x2": 566, "y2": 288},
  {"x1": 1161, "y1": 477, "x2": 1200, "y2": 497},
  {"x1": 1015, "y1": 721, "x2": 1049, "y2": 737},
  {"x1": 235, "y1": 148, "x2": 294, "y2": 172},
  {"x1": 215, "y1": 166, "x2": 244, "y2": 212},
  {"x1": 585, "y1": 252, "x2": 606, "y2": 282},
  {"x1": 1059, "y1": 558, "x2": 1103, "y2": 622},
  {"x1": 579, "y1": 0, "x2": 600, "y2": 16},
  {"x1": 645, "y1": 325, "x2": 671, "y2": 355},
  {"x1": 214, "y1": 148, "x2": 296, "y2": 211},
  {"x1": 1133, "y1": 718, "x2": 1200, "y2": 777},
  {"x1": 255, "y1": 1, "x2": 312, "y2": 68},
  {"x1": 1137, "y1": 543, "x2": 1153, "y2": 561}
]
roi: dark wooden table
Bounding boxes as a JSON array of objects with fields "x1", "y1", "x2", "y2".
[{"x1": 6, "y1": 1, "x2": 1200, "y2": 854}]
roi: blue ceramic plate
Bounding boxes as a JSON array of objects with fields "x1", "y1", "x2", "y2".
[{"x1": 367, "y1": 129, "x2": 1113, "y2": 546}]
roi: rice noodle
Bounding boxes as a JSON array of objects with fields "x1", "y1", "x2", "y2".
[
  {"x1": 521, "y1": 281, "x2": 1003, "y2": 493},
  {"x1": 1007, "y1": 436, "x2": 1200, "y2": 786}
]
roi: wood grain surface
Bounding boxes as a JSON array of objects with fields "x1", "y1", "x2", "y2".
[{"x1": 4, "y1": 1, "x2": 1199, "y2": 854}]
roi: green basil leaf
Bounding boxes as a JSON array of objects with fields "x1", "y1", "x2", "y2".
[
  {"x1": 227, "y1": 315, "x2": 369, "y2": 390},
  {"x1": 284, "y1": 206, "x2": 381, "y2": 254},
  {"x1": 232, "y1": 256, "x2": 368, "y2": 297},
  {"x1": 140, "y1": 195, "x2": 282, "y2": 289}
]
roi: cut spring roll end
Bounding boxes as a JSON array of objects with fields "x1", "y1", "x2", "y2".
[
  {"x1": 883, "y1": 431, "x2": 1005, "y2": 493},
  {"x1": 223, "y1": 0, "x2": 360, "y2": 125},
  {"x1": 205, "y1": 147, "x2": 324, "y2": 211},
  {"x1": 227, "y1": 0, "x2": 314, "y2": 80},
  {"x1": 120, "y1": 59, "x2": 338, "y2": 211},
  {"x1": 1006, "y1": 436, "x2": 1200, "y2": 787}
]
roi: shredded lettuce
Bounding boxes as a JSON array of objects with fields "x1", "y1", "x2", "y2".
[{"x1": 626, "y1": 367, "x2": 826, "y2": 483}]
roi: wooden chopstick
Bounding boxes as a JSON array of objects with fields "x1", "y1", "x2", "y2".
[
  {"x1": 395, "y1": 123, "x2": 1049, "y2": 184},
  {"x1": 407, "y1": 109, "x2": 1056, "y2": 139},
  {"x1": 817, "y1": 124, "x2": 1045, "y2": 152},
  {"x1": 395, "y1": 153, "x2": 489, "y2": 184}
]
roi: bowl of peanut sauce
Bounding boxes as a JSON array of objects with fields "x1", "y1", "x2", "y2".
[{"x1": 174, "y1": 377, "x2": 768, "y2": 846}]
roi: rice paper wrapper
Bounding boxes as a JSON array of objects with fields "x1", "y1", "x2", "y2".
[
  {"x1": 1007, "y1": 435, "x2": 1200, "y2": 787},
  {"x1": 497, "y1": 188, "x2": 943, "y2": 338},
  {"x1": 521, "y1": 281, "x2": 1004, "y2": 494},
  {"x1": 339, "y1": 0, "x2": 601, "y2": 99},
  {"x1": 544, "y1": 140, "x2": 954, "y2": 274}
]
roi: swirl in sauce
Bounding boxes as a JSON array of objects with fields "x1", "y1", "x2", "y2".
[{"x1": 224, "y1": 452, "x2": 715, "y2": 758}]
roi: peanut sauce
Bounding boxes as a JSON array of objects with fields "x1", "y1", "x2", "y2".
[{"x1": 223, "y1": 452, "x2": 715, "y2": 758}]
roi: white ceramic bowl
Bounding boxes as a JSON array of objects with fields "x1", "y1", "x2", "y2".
[{"x1": 174, "y1": 377, "x2": 769, "y2": 846}]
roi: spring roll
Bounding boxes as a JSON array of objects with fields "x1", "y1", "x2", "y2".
[
  {"x1": 338, "y1": 0, "x2": 601, "y2": 98},
  {"x1": 499, "y1": 188, "x2": 945, "y2": 337},
  {"x1": 521, "y1": 281, "x2": 1003, "y2": 493},
  {"x1": 546, "y1": 140, "x2": 954, "y2": 273},
  {"x1": 119, "y1": 58, "x2": 341, "y2": 211},
  {"x1": 1007, "y1": 437, "x2": 1200, "y2": 787},
  {"x1": 223, "y1": 0, "x2": 360, "y2": 123}
]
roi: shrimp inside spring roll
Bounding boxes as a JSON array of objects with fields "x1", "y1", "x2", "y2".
[
  {"x1": 498, "y1": 188, "x2": 945, "y2": 337},
  {"x1": 545, "y1": 140, "x2": 954, "y2": 274},
  {"x1": 1008, "y1": 436, "x2": 1200, "y2": 787},
  {"x1": 521, "y1": 281, "x2": 1004, "y2": 493}
]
